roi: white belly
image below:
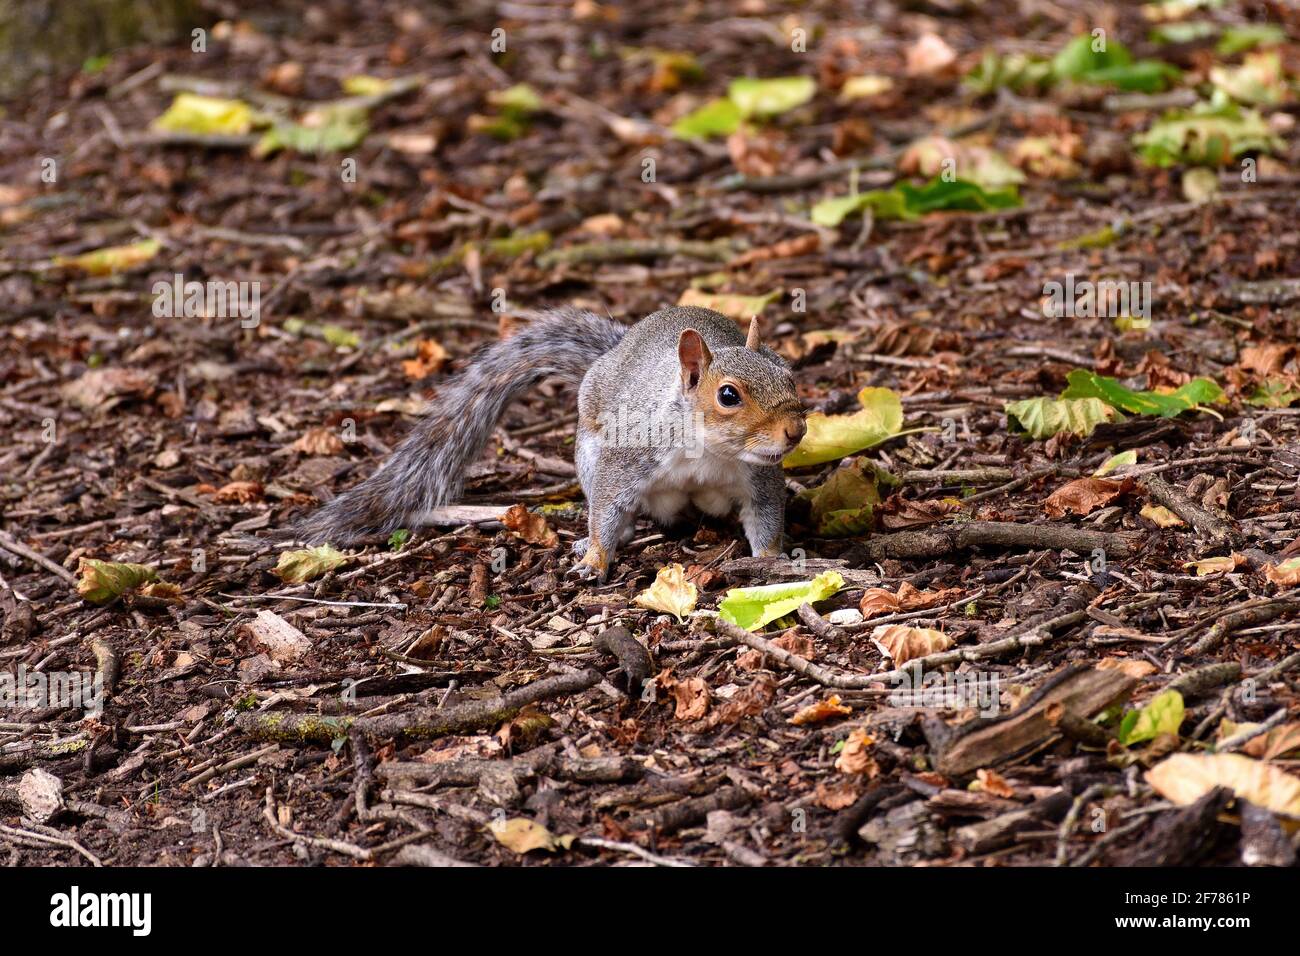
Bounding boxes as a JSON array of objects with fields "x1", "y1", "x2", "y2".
[{"x1": 639, "y1": 450, "x2": 749, "y2": 524}]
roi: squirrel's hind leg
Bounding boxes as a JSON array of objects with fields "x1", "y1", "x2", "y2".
[{"x1": 569, "y1": 444, "x2": 644, "y2": 581}]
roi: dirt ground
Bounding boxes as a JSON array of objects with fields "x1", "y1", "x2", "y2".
[{"x1": 1, "y1": 0, "x2": 1299, "y2": 867}]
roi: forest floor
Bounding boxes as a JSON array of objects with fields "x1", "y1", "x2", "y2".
[{"x1": 2, "y1": 0, "x2": 1300, "y2": 867}]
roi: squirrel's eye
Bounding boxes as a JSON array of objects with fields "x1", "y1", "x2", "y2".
[{"x1": 717, "y1": 384, "x2": 742, "y2": 408}]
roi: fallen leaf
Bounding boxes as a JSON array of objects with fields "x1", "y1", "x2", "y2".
[
  {"x1": 859, "y1": 581, "x2": 962, "y2": 618},
  {"x1": 152, "y1": 93, "x2": 260, "y2": 135},
  {"x1": 1005, "y1": 396, "x2": 1118, "y2": 440},
  {"x1": 906, "y1": 33, "x2": 957, "y2": 76},
  {"x1": 1146, "y1": 753, "x2": 1300, "y2": 820},
  {"x1": 973, "y1": 768, "x2": 1016, "y2": 798},
  {"x1": 291, "y1": 427, "x2": 345, "y2": 456},
  {"x1": 1094, "y1": 450, "x2": 1137, "y2": 477},
  {"x1": 835, "y1": 727, "x2": 879, "y2": 775},
  {"x1": 838, "y1": 74, "x2": 893, "y2": 100},
  {"x1": 790, "y1": 695, "x2": 852, "y2": 726},
  {"x1": 1184, "y1": 554, "x2": 1244, "y2": 576},
  {"x1": 401, "y1": 339, "x2": 449, "y2": 378},
  {"x1": 76, "y1": 560, "x2": 159, "y2": 604},
  {"x1": 1220, "y1": 720, "x2": 1300, "y2": 761},
  {"x1": 718, "y1": 570, "x2": 844, "y2": 632},
  {"x1": 1140, "y1": 504, "x2": 1184, "y2": 527},
  {"x1": 783, "y1": 387, "x2": 903, "y2": 468},
  {"x1": 60, "y1": 367, "x2": 156, "y2": 412},
  {"x1": 487, "y1": 817, "x2": 574, "y2": 854},
  {"x1": 499, "y1": 504, "x2": 558, "y2": 548},
  {"x1": 209, "y1": 480, "x2": 263, "y2": 504},
  {"x1": 870, "y1": 624, "x2": 953, "y2": 664},
  {"x1": 658, "y1": 670, "x2": 710, "y2": 720},
  {"x1": 1043, "y1": 477, "x2": 1129, "y2": 518},
  {"x1": 273, "y1": 545, "x2": 351, "y2": 583},
  {"x1": 1263, "y1": 557, "x2": 1300, "y2": 586},
  {"x1": 1118, "y1": 690, "x2": 1184, "y2": 746},
  {"x1": 677, "y1": 286, "x2": 781, "y2": 320},
  {"x1": 879, "y1": 495, "x2": 963, "y2": 530},
  {"x1": 634, "y1": 564, "x2": 698, "y2": 622}
]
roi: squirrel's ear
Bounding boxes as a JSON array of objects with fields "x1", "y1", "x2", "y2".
[
  {"x1": 677, "y1": 329, "x2": 712, "y2": 390},
  {"x1": 745, "y1": 316, "x2": 761, "y2": 350}
]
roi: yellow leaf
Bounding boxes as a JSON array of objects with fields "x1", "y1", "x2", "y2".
[
  {"x1": 54, "y1": 238, "x2": 160, "y2": 276},
  {"x1": 870, "y1": 625, "x2": 953, "y2": 664},
  {"x1": 677, "y1": 287, "x2": 781, "y2": 320},
  {"x1": 783, "y1": 387, "x2": 903, "y2": 468},
  {"x1": 152, "y1": 93, "x2": 259, "y2": 135},
  {"x1": 273, "y1": 545, "x2": 350, "y2": 583},
  {"x1": 487, "y1": 817, "x2": 574, "y2": 854},
  {"x1": 838, "y1": 75, "x2": 893, "y2": 101},
  {"x1": 1140, "y1": 504, "x2": 1184, "y2": 528},
  {"x1": 633, "y1": 563, "x2": 698, "y2": 622},
  {"x1": 1146, "y1": 752, "x2": 1300, "y2": 819},
  {"x1": 1184, "y1": 554, "x2": 1244, "y2": 576}
]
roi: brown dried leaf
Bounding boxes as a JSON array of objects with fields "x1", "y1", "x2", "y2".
[
  {"x1": 1043, "y1": 477, "x2": 1129, "y2": 518},
  {"x1": 790, "y1": 694, "x2": 853, "y2": 726},
  {"x1": 499, "y1": 504, "x2": 558, "y2": 548},
  {"x1": 291, "y1": 427, "x2": 345, "y2": 456},
  {"x1": 870, "y1": 624, "x2": 953, "y2": 664},
  {"x1": 402, "y1": 339, "x2": 449, "y2": 379},
  {"x1": 835, "y1": 727, "x2": 879, "y2": 776}
]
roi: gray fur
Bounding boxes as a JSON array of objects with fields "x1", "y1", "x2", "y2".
[{"x1": 297, "y1": 308, "x2": 625, "y2": 543}]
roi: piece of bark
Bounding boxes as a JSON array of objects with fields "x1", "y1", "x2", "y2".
[
  {"x1": 593, "y1": 625, "x2": 652, "y2": 695},
  {"x1": 926, "y1": 663, "x2": 1138, "y2": 776},
  {"x1": 1046, "y1": 704, "x2": 1112, "y2": 747},
  {"x1": 1143, "y1": 476, "x2": 1239, "y2": 547},
  {"x1": 843, "y1": 521, "x2": 1137, "y2": 563},
  {"x1": 244, "y1": 610, "x2": 312, "y2": 664},
  {"x1": 1166, "y1": 662, "x2": 1241, "y2": 699},
  {"x1": 639, "y1": 786, "x2": 752, "y2": 834},
  {"x1": 953, "y1": 790, "x2": 1071, "y2": 854},
  {"x1": 1109, "y1": 787, "x2": 1233, "y2": 866},
  {"x1": 238, "y1": 669, "x2": 601, "y2": 743}
]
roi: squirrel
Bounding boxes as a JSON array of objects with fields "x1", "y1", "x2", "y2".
[{"x1": 298, "y1": 305, "x2": 807, "y2": 581}]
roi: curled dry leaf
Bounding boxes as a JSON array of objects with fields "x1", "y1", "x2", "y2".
[
  {"x1": 487, "y1": 817, "x2": 574, "y2": 854},
  {"x1": 76, "y1": 559, "x2": 159, "y2": 604},
  {"x1": 61, "y1": 367, "x2": 156, "y2": 412},
  {"x1": 1219, "y1": 720, "x2": 1300, "y2": 761},
  {"x1": 1043, "y1": 477, "x2": 1130, "y2": 518},
  {"x1": 1139, "y1": 503, "x2": 1184, "y2": 527},
  {"x1": 790, "y1": 694, "x2": 853, "y2": 726},
  {"x1": 973, "y1": 768, "x2": 1016, "y2": 798},
  {"x1": 1184, "y1": 554, "x2": 1245, "y2": 576},
  {"x1": 870, "y1": 624, "x2": 953, "y2": 664},
  {"x1": 1146, "y1": 752, "x2": 1300, "y2": 820},
  {"x1": 835, "y1": 727, "x2": 879, "y2": 776},
  {"x1": 244, "y1": 609, "x2": 312, "y2": 664},
  {"x1": 499, "y1": 504, "x2": 558, "y2": 548},
  {"x1": 657, "y1": 669, "x2": 710, "y2": 720},
  {"x1": 273, "y1": 544, "x2": 350, "y2": 583},
  {"x1": 402, "y1": 339, "x2": 449, "y2": 378},
  {"x1": 633, "y1": 563, "x2": 698, "y2": 622},
  {"x1": 1263, "y1": 557, "x2": 1300, "y2": 586},
  {"x1": 879, "y1": 495, "x2": 963, "y2": 530},
  {"x1": 860, "y1": 581, "x2": 962, "y2": 618},
  {"x1": 208, "y1": 480, "x2": 263, "y2": 503},
  {"x1": 291, "y1": 427, "x2": 345, "y2": 456}
]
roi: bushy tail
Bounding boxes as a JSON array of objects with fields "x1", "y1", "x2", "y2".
[{"x1": 297, "y1": 308, "x2": 625, "y2": 544}]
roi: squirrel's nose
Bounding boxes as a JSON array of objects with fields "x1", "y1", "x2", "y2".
[{"x1": 784, "y1": 420, "x2": 806, "y2": 445}]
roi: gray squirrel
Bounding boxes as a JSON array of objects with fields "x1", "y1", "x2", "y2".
[{"x1": 299, "y1": 306, "x2": 806, "y2": 580}]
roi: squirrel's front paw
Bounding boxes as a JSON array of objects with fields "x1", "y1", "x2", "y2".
[{"x1": 567, "y1": 542, "x2": 610, "y2": 583}]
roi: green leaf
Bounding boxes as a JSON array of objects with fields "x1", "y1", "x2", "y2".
[
  {"x1": 1061, "y1": 369, "x2": 1224, "y2": 417},
  {"x1": 254, "y1": 104, "x2": 368, "y2": 157},
  {"x1": 1119, "y1": 690, "x2": 1185, "y2": 746},
  {"x1": 809, "y1": 188, "x2": 911, "y2": 227},
  {"x1": 1216, "y1": 24, "x2": 1286, "y2": 57},
  {"x1": 274, "y1": 545, "x2": 351, "y2": 583},
  {"x1": 1134, "y1": 97, "x2": 1280, "y2": 167},
  {"x1": 1094, "y1": 450, "x2": 1138, "y2": 476},
  {"x1": 388, "y1": 529, "x2": 410, "y2": 552},
  {"x1": 1210, "y1": 51, "x2": 1286, "y2": 106},
  {"x1": 963, "y1": 51, "x2": 1054, "y2": 95},
  {"x1": 1247, "y1": 379, "x2": 1300, "y2": 408},
  {"x1": 152, "y1": 93, "x2": 263, "y2": 135},
  {"x1": 488, "y1": 83, "x2": 543, "y2": 116},
  {"x1": 1051, "y1": 35, "x2": 1179, "y2": 92},
  {"x1": 719, "y1": 571, "x2": 844, "y2": 632},
  {"x1": 726, "y1": 76, "x2": 815, "y2": 118},
  {"x1": 1150, "y1": 21, "x2": 1218, "y2": 46},
  {"x1": 76, "y1": 559, "x2": 159, "y2": 604},
  {"x1": 1005, "y1": 396, "x2": 1118, "y2": 440},
  {"x1": 671, "y1": 97, "x2": 744, "y2": 139},
  {"x1": 897, "y1": 178, "x2": 1021, "y2": 214},
  {"x1": 796, "y1": 460, "x2": 897, "y2": 536},
  {"x1": 784, "y1": 387, "x2": 904, "y2": 468}
]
